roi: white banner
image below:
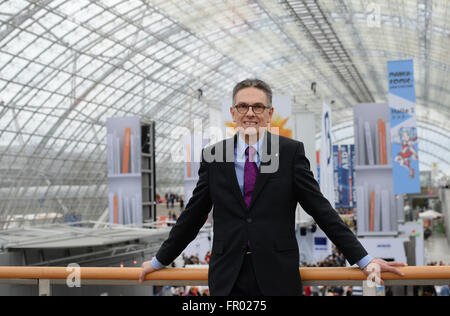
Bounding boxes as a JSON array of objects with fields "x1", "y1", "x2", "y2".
[{"x1": 319, "y1": 102, "x2": 335, "y2": 206}]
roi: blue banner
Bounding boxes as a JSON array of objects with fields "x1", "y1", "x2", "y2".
[
  {"x1": 387, "y1": 60, "x2": 420, "y2": 194},
  {"x1": 333, "y1": 146, "x2": 340, "y2": 208},
  {"x1": 340, "y1": 145, "x2": 350, "y2": 208},
  {"x1": 350, "y1": 145, "x2": 356, "y2": 208},
  {"x1": 319, "y1": 145, "x2": 357, "y2": 209},
  {"x1": 317, "y1": 150, "x2": 320, "y2": 184}
]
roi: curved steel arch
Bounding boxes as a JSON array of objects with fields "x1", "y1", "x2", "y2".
[{"x1": 1, "y1": 0, "x2": 449, "y2": 227}]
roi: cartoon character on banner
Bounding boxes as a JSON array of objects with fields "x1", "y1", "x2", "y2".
[{"x1": 394, "y1": 127, "x2": 418, "y2": 178}]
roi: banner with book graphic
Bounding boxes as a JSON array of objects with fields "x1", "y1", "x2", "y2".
[
  {"x1": 106, "y1": 117, "x2": 143, "y2": 225},
  {"x1": 388, "y1": 60, "x2": 420, "y2": 194}
]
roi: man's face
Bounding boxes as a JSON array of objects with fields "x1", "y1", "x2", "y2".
[{"x1": 230, "y1": 87, "x2": 274, "y2": 137}]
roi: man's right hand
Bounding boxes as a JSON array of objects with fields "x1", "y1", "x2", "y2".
[{"x1": 139, "y1": 260, "x2": 157, "y2": 283}]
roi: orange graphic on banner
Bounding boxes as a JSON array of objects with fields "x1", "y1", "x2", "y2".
[
  {"x1": 187, "y1": 144, "x2": 191, "y2": 178},
  {"x1": 369, "y1": 191, "x2": 375, "y2": 232},
  {"x1": 225, "y1": 114, "x2": 293, "y2": 139},
  {"x1": 157, "y1": 216, "x2": 168, "y2": 227},
  {"x1": 113, "y1": 195, "x2": 119, "y2": 225},
  {"x1": 378, "y1": 119, "x2": 387, "y2": 165},
  {"x1": 269, "y1": 114, "x2": 292, "y2": 139},
  {"x1": 122, "y1": 128, "x2": 131, "y2": 174}
]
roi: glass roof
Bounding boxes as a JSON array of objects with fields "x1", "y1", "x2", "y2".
[{"x1": 0, "y1": 0, "x2": 448, "y2": 229}]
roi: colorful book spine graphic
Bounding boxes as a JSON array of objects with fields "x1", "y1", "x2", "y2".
[
  {"x1": 316, "y1": 151, "x2": 320, "y2": 184},
  {"x1": 113, "y1": 195, "x2": 119, "y2": 225},
  {"x1": 122, "y1": 128, "x2": 131, "y2": 174},
  {"x1": 365, "y1": 121, "x2": 375, "y2": 165},
  {"x1": 378, "y1": 119, "x2": 387, "y2": 165},
  {"x1": 358, "y1": 119, "x2": 366, "y2": 165},
  {"x1": 356, "y1": 186, "x2": 365, "y2": 233},
  {"x1": 381, "y1": 190, "x2": 390, "y2": 231},
  {"x1": 187, "y1": 144, "x2": 192, "y2": 178},
  {"x1": 369, "y1": 191, "x2": 375, "y2": 232},
  {"x1": 374, "y1": 186, "x2": 381, "y2": 232}
]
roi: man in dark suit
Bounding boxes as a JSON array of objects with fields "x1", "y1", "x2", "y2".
[{"x1": 140, "y1": 79, "x2": 406, "y2": 295}]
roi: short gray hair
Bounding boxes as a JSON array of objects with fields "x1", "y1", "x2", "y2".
[{"x1": 232, "y1": 79, "x2": 272, "y2": 107}]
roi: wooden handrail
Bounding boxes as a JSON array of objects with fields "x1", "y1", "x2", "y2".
[{"x1": 0, "y1": 266, "x2": 449, "y2": 282}]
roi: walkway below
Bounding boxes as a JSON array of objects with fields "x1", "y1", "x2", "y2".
[
  {"x1": 156, "y1": 203, "x2": 185, "y2": 218},
  {"x1": 424, "y1": 233, "x2": 450, "y2": 265}
]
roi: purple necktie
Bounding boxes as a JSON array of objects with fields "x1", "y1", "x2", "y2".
[{"x1": 244, "y1": 147, "x2": 258, "y2": 209}]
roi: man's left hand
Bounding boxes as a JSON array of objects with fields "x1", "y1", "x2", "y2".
[{"x1": 363, "y1": 258, "x2": 408, "y2": 285}]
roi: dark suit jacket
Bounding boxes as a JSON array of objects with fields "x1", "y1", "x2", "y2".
[{"x1": 155, "y1": 132, "x2": 368, "y2": 296}]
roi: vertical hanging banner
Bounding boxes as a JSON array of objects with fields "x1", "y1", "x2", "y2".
[
  {"x1": 387, "y1": 60, "x2": 420, "y2": 194},
  {"x1": 183, "y1": 135, "x2": 209, "y2": 204},
  {"x1": 316, "y1": 151, "x2": 320, "y2": 184},
  {"x1": 350, "y1": 144, "x2": 356, "y2": 208},
  {"x1": 340, "y1": 145, "x2": 350, "y2": 208},
  {"x1": 319, "y1": 102, "x2": 335, "y2": 206},
  {"x1": 332, "y1": 145, "x2": 340, "y2": 208}
]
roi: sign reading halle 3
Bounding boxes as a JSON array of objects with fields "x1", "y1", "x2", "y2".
[{"x1": 387, "y1": 60, "x2": 420, "y2": 194}]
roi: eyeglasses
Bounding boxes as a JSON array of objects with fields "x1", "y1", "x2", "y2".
[{"x1": 234, "y1": 103, "x2": 271, "y2": 114}]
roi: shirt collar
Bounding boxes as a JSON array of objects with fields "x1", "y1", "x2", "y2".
[{"x1": 236, "y1": 131, "x2": 266, "y2": 161}]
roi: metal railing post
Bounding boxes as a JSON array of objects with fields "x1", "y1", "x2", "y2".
[
  {"x1": 362, "y1": 281, "x2": 377, "y2": 296},
  {"x1": 38, "y1": 279, "x2": 52, "y2": 296}
]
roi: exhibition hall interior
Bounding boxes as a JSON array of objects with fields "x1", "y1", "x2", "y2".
[{"x1": 0, "y1": 0, "x2": 449, "y2": 296}]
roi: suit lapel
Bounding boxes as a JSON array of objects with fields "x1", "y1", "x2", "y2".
[
  {"x1": 221, "y1": 132, "x2": 279, "y2": 211},
  {"x1": 223, "y1": 135, "x2": 247, "y2": 210},
  {"x1": 249, "y1": 132, "x2": 277, "y2": 209}
]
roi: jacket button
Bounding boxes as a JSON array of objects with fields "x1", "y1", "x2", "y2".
[{"x1": 247, "y1": 218, "x2": 252, "y2": 224}]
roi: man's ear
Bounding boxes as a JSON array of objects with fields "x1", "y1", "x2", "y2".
[
  {"x1": 268, "y1": 106, "x2": 274, "y2": 123},
  {"x1": 230, "y1": 107, "x2": 236, "y2": 122}
]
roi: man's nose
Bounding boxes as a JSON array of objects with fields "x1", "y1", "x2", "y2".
[{"x1": 246, "y1": 107, "x2": 256, "y2": 116}]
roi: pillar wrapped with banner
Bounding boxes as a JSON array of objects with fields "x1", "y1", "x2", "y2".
[
  {"x1": 387, "y1": 60, "x2": 420, "y2": 194},
  {"x1": 319, "y1": 102, "x2": 335, "y2": 206}
]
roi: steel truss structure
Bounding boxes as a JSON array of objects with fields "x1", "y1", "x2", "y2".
[{"x1": 0, "y1": 0, "x2": 448, "y2": 229}]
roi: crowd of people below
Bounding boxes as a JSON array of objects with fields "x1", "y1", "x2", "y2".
[
  {"x1": 300, "y1": 247, "x2": 346, "y2": 268},
  {"x1": 180, "y1": 252, "x2": 210, "y2": 266},
  {"x1": 302, "y1": 259, "x2": 450, "y2": 296},
  {"x1": 301, "y1": 247, "x2": 353, "y2": 296},
  {"x1": 156, "y1": 193, "x2": 184, "y2": 210}
]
